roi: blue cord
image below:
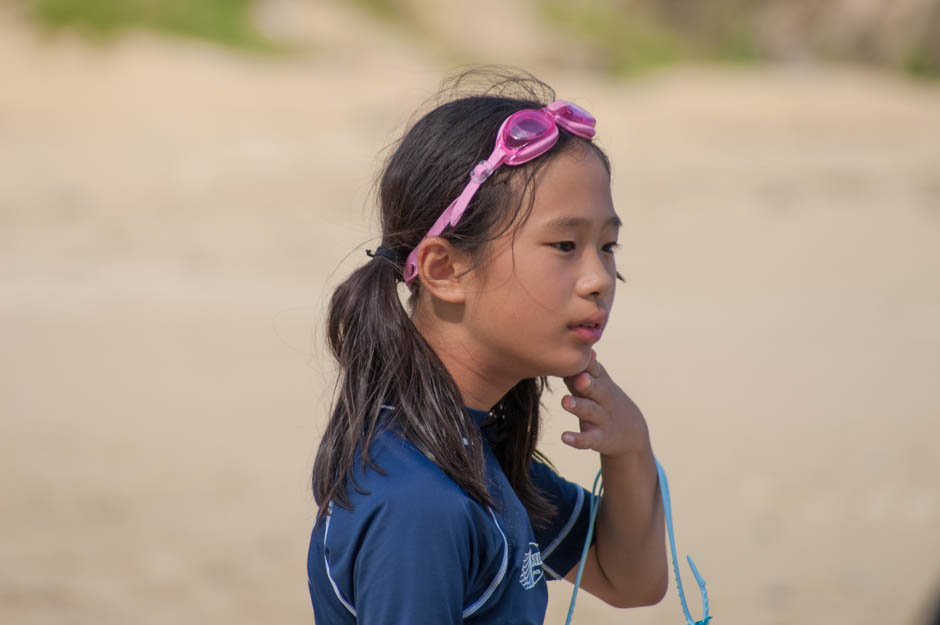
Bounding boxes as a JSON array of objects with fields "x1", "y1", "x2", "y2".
[
  {"x1": 563, "y1": 469, "x2": 603, "y2": 624},
  {"x1": 563, "y1": 457, "x2": 711, "y2": 625}
]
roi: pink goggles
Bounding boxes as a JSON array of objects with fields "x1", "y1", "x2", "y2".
[{"x1": 403, "y1": 100, "x2": 597, "y2": 287}]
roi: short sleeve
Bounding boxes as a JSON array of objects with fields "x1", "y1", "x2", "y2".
[
  {"x1": 332, "y1": 486, "x2": 504, "y2": 625},
  {"x1": 530, "y1": 460, "x2": 597, "y2": 580}
]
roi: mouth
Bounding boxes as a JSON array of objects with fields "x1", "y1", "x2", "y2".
[
  {"x1": 569, "y1": 314, "x2": 607, "y2": 343},
  {"x1": 568, "y1": 321, "x2": 604, "y2": 344},
  {"x1": 569, "y1": 324, "x2": 603, "y2": 343},
  {"x1": 571, "y1": 310, "x2": 608, "y2": 331}
]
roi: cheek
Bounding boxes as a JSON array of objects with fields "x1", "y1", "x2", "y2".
[
  {"x1": 483, "y1": 281, "x2": 548, "y2": 340},
  {"x1": 515, "y1": 259, "x2": 571, "y2": 305},
  {"x1": 477, "y1": 247, "x2": 570, "y2": 326},
  {"x1": 525, "y1": 283, "x2": 566, "y2": 311}
]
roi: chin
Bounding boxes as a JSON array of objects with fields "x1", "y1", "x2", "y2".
[{"x1": 542, "y1": 350, "x2": 594, "y2": 379}]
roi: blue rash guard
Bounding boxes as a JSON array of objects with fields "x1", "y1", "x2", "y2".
[{"x1": 307, "y1": 406, "x2": 596, "y2": 624}]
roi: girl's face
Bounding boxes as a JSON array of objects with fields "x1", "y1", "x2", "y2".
[{"x1": 462, "y1": 146, "x2": 620, "y2": 381}]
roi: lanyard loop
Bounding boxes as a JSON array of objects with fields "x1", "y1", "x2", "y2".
[
  {"x1": 564, "y1": 457, "x2": 711, "y2": 625},
  {"x1": 656, "y1": 457, "x2": 711, "y2": 625}
]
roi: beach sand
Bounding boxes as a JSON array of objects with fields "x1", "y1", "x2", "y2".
[{"x1": 2, "y1": 3, "x2": 939, "y2": 624}]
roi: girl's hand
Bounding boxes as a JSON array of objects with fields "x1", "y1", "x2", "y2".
[{"x1": 560, "y1": 350, "x2": 650, "y2": 457}]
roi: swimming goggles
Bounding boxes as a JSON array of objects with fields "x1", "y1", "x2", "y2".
[{"x1": 403, "y1": 100, "x2": 597, "y2": 287}]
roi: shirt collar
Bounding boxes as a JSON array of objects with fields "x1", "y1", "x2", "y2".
[{"x1": 466, "y1": 406, "x2": 491, "y2": 429}]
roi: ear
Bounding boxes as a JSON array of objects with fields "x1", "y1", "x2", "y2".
[{"x1": 415, "y1": 236, "x2": 472, "y2": 304}]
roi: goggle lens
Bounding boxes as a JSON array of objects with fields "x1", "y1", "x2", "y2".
[
  {"x1": 505, "y1": 115, "x2": 552, "y2": 149},
  {"x1": 556, "y1": 102, "x2": 594, "y2": 126}
]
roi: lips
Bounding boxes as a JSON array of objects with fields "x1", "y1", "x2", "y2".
[
  {"x1": 572, "y1": 311, "x2": 608, "y2": 331},
  {"x1": 568, "y1": 311, "x2": 608, "y2": 343}
]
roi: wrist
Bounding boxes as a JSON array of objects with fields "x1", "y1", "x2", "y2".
[
  {"x1": 600, "y1": 421, "x2": 652, "y2": 462},
  {"x1": 599, "y1": 431, "x2": 653, "y2": 465}
]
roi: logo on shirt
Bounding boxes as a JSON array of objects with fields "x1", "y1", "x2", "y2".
[{"x1": 519, "y1": 542, "x2": 544, "y2": 590}]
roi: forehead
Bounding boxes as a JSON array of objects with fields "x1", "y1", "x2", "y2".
[{"x1": 523, "y1": 147, "x2": 618, "y2": 229}]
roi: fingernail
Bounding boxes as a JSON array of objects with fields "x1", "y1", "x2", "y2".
[
  {"x1": 562, "y1": 433, "x2": 574, "y2": 444},
  {"x1": 566, "y1": 397, "x2": 576, "y2": 409}
]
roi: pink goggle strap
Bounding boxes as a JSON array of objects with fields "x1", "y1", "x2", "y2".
[
  {"x1": 403, "y1": 101, "x2": 595, "y2": 286},
  {"x1": 402, "y1": 149, "x2": 505, "y2": 284}
]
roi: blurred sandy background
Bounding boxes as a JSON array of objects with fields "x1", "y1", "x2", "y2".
[{"x1": 2, "y1": 1, "x2": 939, "y2": 624}]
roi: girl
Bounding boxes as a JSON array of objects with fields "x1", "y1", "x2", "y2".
[{"x1": 307, "y1": 70, "x2": 668, "y2": 624}]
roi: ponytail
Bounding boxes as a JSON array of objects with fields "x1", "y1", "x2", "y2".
[{"x1": 312, "y1": 248, "x2": 493, "y2": 523}]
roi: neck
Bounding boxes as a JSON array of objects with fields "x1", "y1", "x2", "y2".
[{"x1": 412, "y1": 303, "x2": 518, "y2": 412}]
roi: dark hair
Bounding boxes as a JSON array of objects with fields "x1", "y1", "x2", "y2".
[{"x1": 312, "y1": 67, "x2": 611, "y2": 527}]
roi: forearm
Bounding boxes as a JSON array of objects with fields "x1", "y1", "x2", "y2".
[
  {"x1": 559, "y1": 351, "x2": 669, "y2": 606},
  {"x1": 594, "y1": 431, "x2": 668, "y2": 605}
]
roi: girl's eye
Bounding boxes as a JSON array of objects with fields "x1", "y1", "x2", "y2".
[
  {"x1": 552, "y1": 241, "x2": 619, "y2": 254},
  {"x1": 552, "y1": 241, "x2": 576, "y2": 252}
]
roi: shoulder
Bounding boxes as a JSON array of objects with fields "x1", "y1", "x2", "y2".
[
  {"x1": 309, "y1": 428, "x2": 508, "y2": 620},
  {"x1": 324, "y1": 427, "x2": 499, "y2": 543},
  {"x1": 350, "y1": 427, "x2": 474, "y2": 511}
]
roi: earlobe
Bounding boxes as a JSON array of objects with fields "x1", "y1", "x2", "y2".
[{"x1": 415, "y1": 237, "x2": 468, "y2": 304}]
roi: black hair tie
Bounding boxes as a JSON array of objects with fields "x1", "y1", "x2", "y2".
[
  {"x1": 366, "y1": 245, "x2": 400, "y2": 263},
  {"x1": 366, "y1": 246, "x2": 404, "y2": 282}
]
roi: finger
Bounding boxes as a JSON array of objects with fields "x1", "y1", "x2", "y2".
[
  {"x1": 563, "y1": 370, "x2": 599, "y2": 400},
  {"x1": 561, "y1": 428, "x2": 604, "y2": 450},
  {"x1": 562, "y1": 350, "x2": 597, "y2": 385},
  {"x1": 563, "y1": 354, "x2": 605, "y2": 395},
  {"x1": 561, "y1": 394, "x2": 604, "y2": 425},
  {"x1": 561, "y1": 374, "x2": 580, "y2": 396},
  {"x1": 585, "y1": 351, "x2": 604, "y2": 378}
]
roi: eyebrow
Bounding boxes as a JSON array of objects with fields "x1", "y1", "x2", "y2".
[{"x1": 542, "y1": 214, "x2": 622, "y2": 231}]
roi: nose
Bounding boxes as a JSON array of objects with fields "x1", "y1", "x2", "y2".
[{"x1": 575, "y1": 249, "x2": 614, "y2": 299}]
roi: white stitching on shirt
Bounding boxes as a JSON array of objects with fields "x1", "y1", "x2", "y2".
[
  {"x1": 323, "y1": 502, "x2": 357, "y2": 617},
  {"x1": 462, "y1": 508, "x2": 508, "y2": 618},
  {"x1": 541, "y1": 486, "x2": 584, "y2": 560}
]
